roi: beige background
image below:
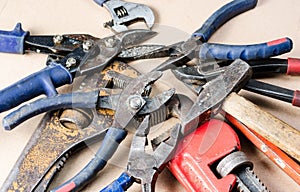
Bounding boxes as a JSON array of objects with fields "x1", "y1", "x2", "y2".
[{"x1": 0, "y1": 0, "x2": 299, "y2": 191}]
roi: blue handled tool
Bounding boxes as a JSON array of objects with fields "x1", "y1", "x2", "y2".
[
  {"x1": 100, "y1": 172, "x2": 134, "y2": 192},
  {"x1": 100, "y1": 116, "x2": 182, "y2": 192},
  {"x1": 0, "y1": 23, "x2": 28, "y2": 54},
  {"x1": 118, "y1": 0, "x2": 293, "y2": 71},
  {"x1": 50, "y1": 71, "x2": 176, "y2": 192},
  {"x1": 0, "y1": 29, "x2": 156, "y2": 113},
  {"x1": 199, "y1": 38, "x2": 293, "y2": 60},
  {"x1": 0, "y1": 23, "x2": 98, "y2": 55}
]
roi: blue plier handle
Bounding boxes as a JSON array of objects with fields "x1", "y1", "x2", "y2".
[
  {"x1": 119, "y1": 0, "x2": 292, "y2": 71},
  {"x1": 100, "y1": 172, "x2": 134, "y2": 192},
  {"x1": 194, "y1": 0, "x2": 292, "y2": 60},
  {"x1": 193, "y1": 0, "x2": 257, "y2": 41},
  {"x1": 0, "y1": 28, "x2": 156, "y2": 113},
  {"x1": 100, "y1": 117, "x2": 182, "y2": 192}
]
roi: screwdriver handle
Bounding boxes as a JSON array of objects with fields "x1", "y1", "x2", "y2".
[
  {"x1": 199, "y1": 37, "x2": 293, "y2": 60},
  {"x1": 287, "y1": 58, "x2": 300, "y2": 75},
  {"x1": 193, "y1": 0, "x2": 258, "y2": 41},
  {"x1": 0, "y1": 63, "x2": 72, "y2": 113},
  {"x1": 0, "y1": 23, "x2": 29, "y2": 54}
]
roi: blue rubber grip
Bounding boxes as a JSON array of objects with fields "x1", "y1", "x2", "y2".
[
  {"x1": 100, "y1": 173, "x2": 134, "y2": 192},
  {"x1": 51, "y1": 128, "x2": 128, "y2": 192},
  {"x1": 94, "y1": 0, "x2": 108, "y2": 6},
  {"x1": 3, "y1": 91, "x2": 99, "y2": 130},
  {"x1": 0, "y1": 23, "x2": 29, "y2": 54},
  {"x1": 193, "y1": 0, "x2": 258, "y2": 41},
  {"x1": 199, "y1": 37, "x2": 293, "y2": 60},
  {"x1": 0, "y1": 63, "x2": 72, "y2": 113}
]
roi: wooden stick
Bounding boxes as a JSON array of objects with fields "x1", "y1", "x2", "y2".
[
  {"x1": 225, "y1": 113, "x2": 300, "y2": 184},
  {"x1": 222, "y1": 93, "x2": 300, "y2": 162}
]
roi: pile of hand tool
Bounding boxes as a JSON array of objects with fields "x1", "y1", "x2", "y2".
[{"x1": 0, "y1": 0, "x2": 299, "y2": 191}]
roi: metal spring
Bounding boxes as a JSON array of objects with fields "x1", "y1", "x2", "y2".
[
  {"x1": 149, "y1": 105, "x2": 168, "y2": 127},
  {"x1": 56, "y1": 152, "x2": 71, "y2": 172},
  {"x1": 112, "y1": 78, "x2": 128, "y2": 89},
  {"x1": 114, "y1": 6, "x2": 129, "y2": 18}
]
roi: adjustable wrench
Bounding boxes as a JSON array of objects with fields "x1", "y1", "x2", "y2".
[{"x1": 94, "y1": 0, "x2": 155, "y2": 32}]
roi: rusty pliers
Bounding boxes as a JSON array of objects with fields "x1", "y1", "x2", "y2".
[
  {"x1": 100, "y1": 59, "x2": 252, "y2": 191},
  {"x1": 100, "y1": 116, "x2": 181, "y2": 192},
  {"x1": 49, "y1": 71, "x2": 177, "y2": 192},
  {"x1": 0, "y1": 24, "x2": 156, "y2": 114},
  {"x1": 118, "y1": 0, "x2": 292, "y2": 71}
]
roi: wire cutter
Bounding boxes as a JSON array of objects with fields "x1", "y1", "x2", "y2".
[
  {"x1": 118, "y1": 0, "x2": 293, "y2": 71},
  {"x1": 0, "y1": 25, "x2": 156, "y2": 113}
]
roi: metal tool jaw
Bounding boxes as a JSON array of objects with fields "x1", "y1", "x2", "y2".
[
  {"x1": 118, "y1": 39, "x2": 200, "y2": 71},
  {"x1": 181, "y1": 59, "x2": 252, "y2": 135},
  {"x1": 72, "y1": 29, "x2": 157, "y2": 75},
  {"x1": 0, "y1": 62, "x2": 139, "y2": 192},
  {"x1": 0, "y1": 29, "x2": 156, "y2": 115},
  {"x1": 127, "y1": 116, "x2": 182, "y2": 192},
  {"x1": 111, "y1": 71, "x2": 162, "y2": 129},
  {"x1": 94, "y1": 0, "x2": 155, "y2": 33}
]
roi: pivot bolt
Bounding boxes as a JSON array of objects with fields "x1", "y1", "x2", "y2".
[
  {"x1": 53, "y1": 35, "x2": 63, "y2": 44},
  {"x1": 65, "y1": 57, "x2": 77, "y2": 68},
  {"x1": 104, "y1": 38, "x2": 117, "y2": 48},
  {"x1": 129, "y1": 95, "x2": 145, "y2": 110},
  {"x1": 83, "y1": 40, "x2": 94, "y2": 51}
]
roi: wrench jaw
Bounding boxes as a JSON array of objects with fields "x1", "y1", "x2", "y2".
[{"x1": 103, "y1": 0, "x2": 155, "y2": 33}]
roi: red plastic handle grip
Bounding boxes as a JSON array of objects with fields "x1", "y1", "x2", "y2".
[
  {"x1": 292, "y1": 90, "x2": 300, "y2": 107},
  {"x1": 287, "y1": 58, "x2": 300, "y2": 75}
]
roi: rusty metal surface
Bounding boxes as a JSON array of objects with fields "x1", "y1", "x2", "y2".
[{"x1": 0, "y1": 61, "x2": 140, "y2": 192}]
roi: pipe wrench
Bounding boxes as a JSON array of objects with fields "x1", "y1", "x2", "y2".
[{"x1": 168, "y1": 119, "x2": 269, "y2": 192}]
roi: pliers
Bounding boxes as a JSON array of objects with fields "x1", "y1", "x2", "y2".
[
  {"x1": 49, "y1": 71, "x2": 177, "y2": 191},
  {"x1": 100, "y1": 59, "x2": 252, "y2": 192},
  {"x1": 118, "y1": 0, "x2": 293, "y2": 71},
  {"x1": 172, "y1": 59, "x2": 300, "y2": 107},
  {"x1": 100, "y1": 116, "x2": 181, "y2": 192},
  {"x1": 0, "y1": 24, "x2": 156, "y2": 113}
]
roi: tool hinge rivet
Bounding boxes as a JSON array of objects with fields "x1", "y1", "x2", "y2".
[
  {"x1": 129, "y1": 95, "x2": 144, "y2": 110},
  {"x1": 65, "y1": 57, "x2": 77, "y2": 68},
  {"x1": 104, "y1": 38, "x2": 117, "y2": 48},
  {"x1": 83, "y1": 40, "x2": 94, "y2": 51},
  {"x1": 53, "y1": 35, "x2": 64, "y2": 44}
]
